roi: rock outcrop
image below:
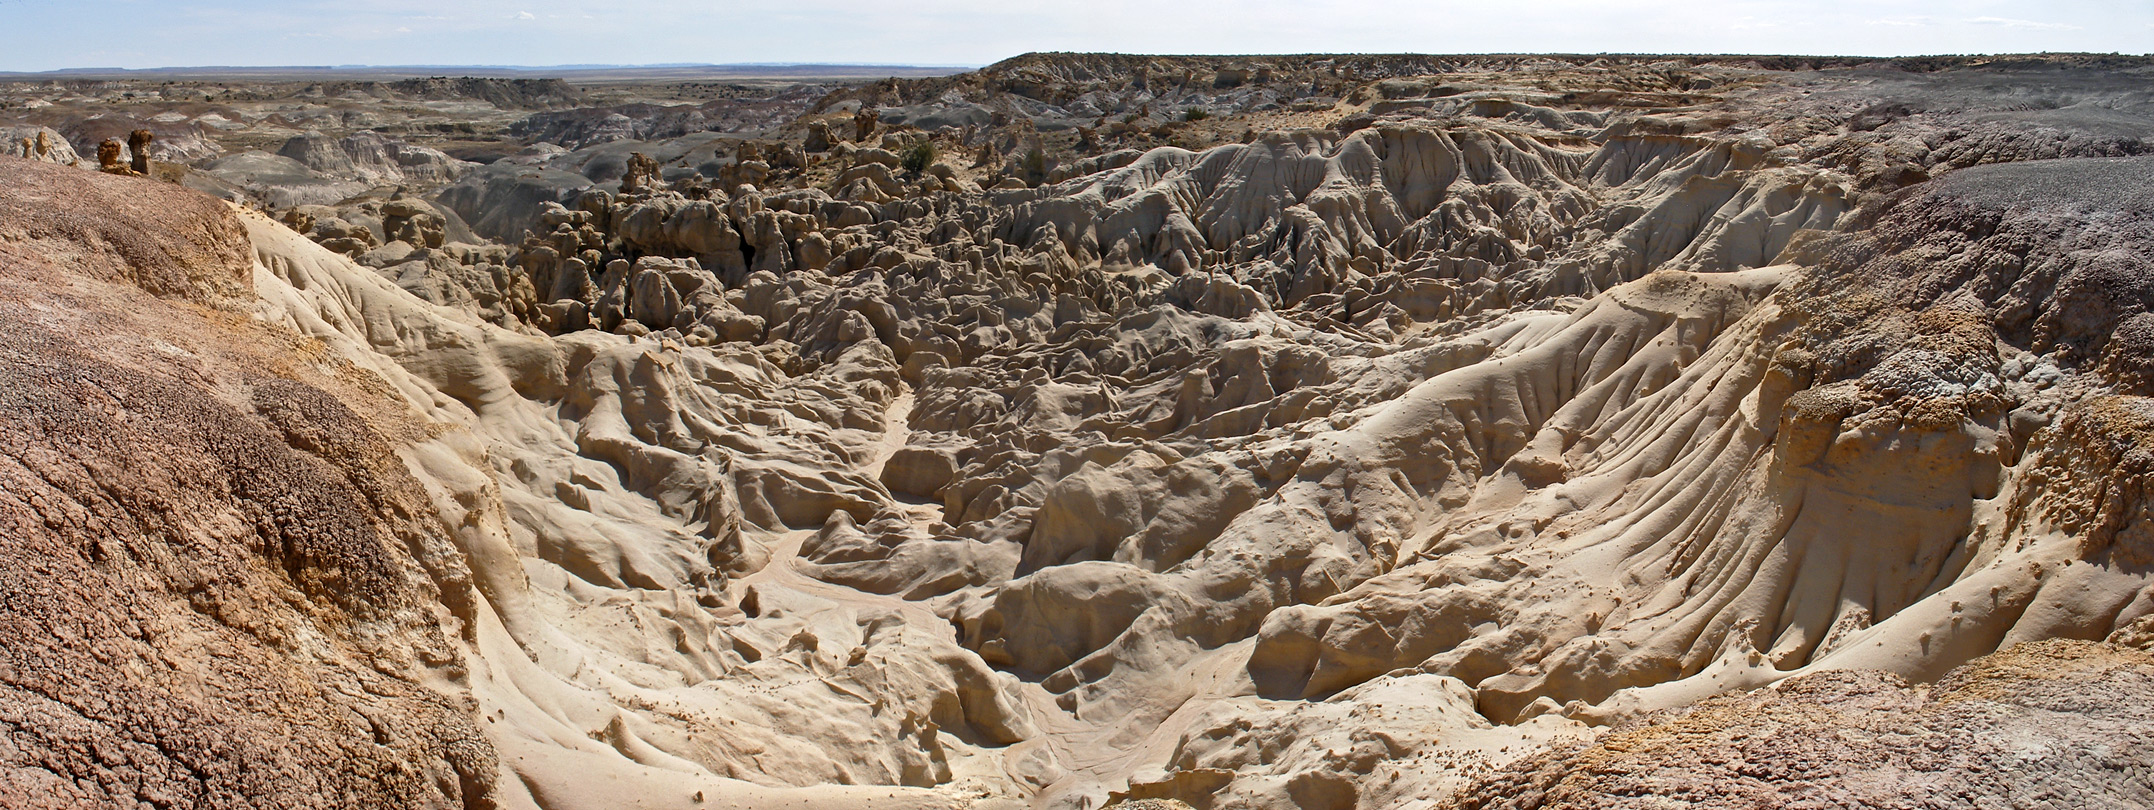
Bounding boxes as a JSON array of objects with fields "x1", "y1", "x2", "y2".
[
  {"x1": 5, "y1": 53, "x2": 2154, "y2": 810},
  {"x1": 94, "y1": 138, "x2": 127, "y2": 174},
  {"x1": 126, "y1": 128, "x2": 151, "y2": 175},
  {"x1": 199, "y1": 151, "x2": 367, "y2": 207},
  {"x1": 2, "y1": 127, "x2": 77, "y2": 164},
  {"x1": 1445, "y1": 640, "x2": 2154, "y2": 810},
  {"x1": 276, "y1": 130, "x2": 473, "y2": 187},
  {"x1": 0, "y1": 157, "x2": 495, "y2": 810}
]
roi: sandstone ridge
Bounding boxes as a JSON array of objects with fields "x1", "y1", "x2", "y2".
[{"x1": 2, "y1": 52, "x2": 2152, "y2": 809}]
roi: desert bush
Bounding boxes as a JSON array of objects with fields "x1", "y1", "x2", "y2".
[
  {"x1": 1021, "y1": 147, "x2": 1048, "y2": 185},
  {"x1": 901, "y1": 140, "x2": 938, "y2": 177}
]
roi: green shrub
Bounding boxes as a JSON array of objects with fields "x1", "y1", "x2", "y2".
[
  {"x1": 900, "y1": 140, "x2": 938, "y2": 177},
  {"x1": 1183, "y1": 108, "x2": 1210, "y2": 122},
  {"x1": 1021, "y1": 147, "x2": 1048, "y2": 184}
]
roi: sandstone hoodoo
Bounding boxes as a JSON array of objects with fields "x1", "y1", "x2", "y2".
[
  {"x1": 126, "y1": 128, "x2": 152, "y2": 175},
  {"x1": 2, "y1": 52, "x2": 2152, "y2": 810}
]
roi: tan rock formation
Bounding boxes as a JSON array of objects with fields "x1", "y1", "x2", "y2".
[
  {"x1": 381, "y1": 195, "x2": 447, "y2": 248},
  {"x1": 0, "y1": 157, "x2": 491, "y2": 810},
  {"x1": 95, "y1": 138, "x2": 130, "y2": 174},
  {"x1": 855, "y1": 106, "x2": 879, "y2": 142},
  {"x1": 1444, "y1": 640, "x2": 2154, "y2": 810},
  {"x1": 622, "y1": 150, "x2": 664, "y2": 194},
  {"x1": 127, "y1": 128, "x2": 152, "y2": 175},
  {"x1": 7, "y1": 53, "x2": 2154, "y2": 810},
  {"x1": 806, "y1": 119, "x2": 835, "y2": 152}
]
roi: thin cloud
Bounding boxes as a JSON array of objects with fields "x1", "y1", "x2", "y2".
[
  {"x1": 1966, "y1": 16, "x2": 2082, "y2": 31},
  {"x1": 1867, "y1": 17, "x2": 1932, "y2": 27}
]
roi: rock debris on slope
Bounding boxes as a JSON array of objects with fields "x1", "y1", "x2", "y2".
[{"x1": 1, "y1": 53, "x2": 2152, "y2": 810}]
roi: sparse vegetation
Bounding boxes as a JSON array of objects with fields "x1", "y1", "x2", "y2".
[
  {"x1": 1183, "y1": 108, "x2": 1210, "y2": 122},
  {"x1": 900, "y1": 139, "x2": 938, "y2": 177},
  {"x1": 1021, "y1": 147, "x2": 1048, "y2": 186}
]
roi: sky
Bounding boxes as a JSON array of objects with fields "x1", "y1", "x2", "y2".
[{"x1": 1, "y1": 0, "x2": 2151, "y2": 72}]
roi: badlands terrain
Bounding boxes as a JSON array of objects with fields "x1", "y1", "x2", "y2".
[{"x1": 3, "y1": 52, "x2": 2154, "y2": 809}]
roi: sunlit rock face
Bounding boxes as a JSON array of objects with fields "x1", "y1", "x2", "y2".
[{"x1": 3, "y1": 53, "x2": 2153, "y2": 810}]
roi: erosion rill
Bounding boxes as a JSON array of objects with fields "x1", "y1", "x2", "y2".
[{"x1": 1, "y1": 54, "x2": 2151, "y2": 810}]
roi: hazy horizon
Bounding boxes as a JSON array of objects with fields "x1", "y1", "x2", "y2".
[
  {"x1": 0, "y1": 61, "x2": 984, "y2": 74},
  {"x1": 1, "y1": 0, "x2": 2150, "y2": 74}
]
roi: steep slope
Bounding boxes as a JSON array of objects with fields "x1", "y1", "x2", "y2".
[
  {"x1": 4, "y1": 54, "x2": 2154, "y2": 810},
  {"x1": 243, "y1": 187, "x2": 1034, "y2": 809},
  {"x1": 0, "y1": 157, "x2": 496, "y2": 809},
  {"x1": 1445, "y1": 639, "x2": 2154, "y2": 810}
]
